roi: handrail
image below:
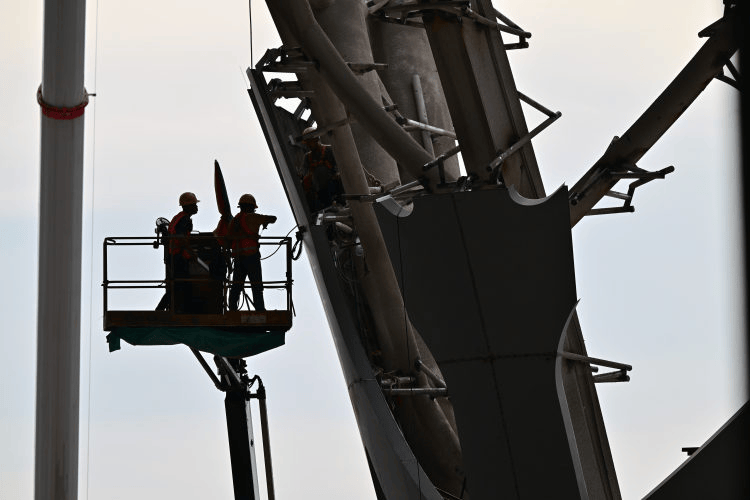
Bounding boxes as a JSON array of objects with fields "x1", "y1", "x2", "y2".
[{"x1": 103, "y1": 234, "x2": 294, "y2": 317}]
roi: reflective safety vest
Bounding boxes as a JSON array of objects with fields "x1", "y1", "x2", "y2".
[
  {"x1": 213, "y1": 215, "x2": 232, "y2": 248},
  {"x1": 229, "y1": 212, "x2": 274, "y2": 256},
  {"x1": 306, "y1": 145, "x2": 334, "y2": 171},
  {"x1": 168, "y1": 211, "x2": 192, "y2": 259},
  {"x1": 303, "y1": 145, "x2": 335, "y2": 192}
]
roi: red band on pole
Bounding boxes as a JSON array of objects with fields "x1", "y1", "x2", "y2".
[{"x1": 37, "y1": 85, "x2": 89, "y2": 120}]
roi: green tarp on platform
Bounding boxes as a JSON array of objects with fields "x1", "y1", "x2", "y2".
[{"x1": 107, "y1": 326, "x2": 285, "y2": 358}]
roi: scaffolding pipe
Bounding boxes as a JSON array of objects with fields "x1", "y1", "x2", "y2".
[{"x1": 412, "y1": 74, "x2": 435, "y2": 155}]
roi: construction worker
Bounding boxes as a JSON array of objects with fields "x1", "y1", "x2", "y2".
[
  {"x1": 300, "y1": 127, "x2": 343, "y2": 211},
  {"x1": 156, "y1": 192, "x2": 199, "y2": 312},
  {"x1": 227, "y1": 194, "x2": 277, "y2": 311}
]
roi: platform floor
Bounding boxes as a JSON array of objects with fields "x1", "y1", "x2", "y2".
[{"x1": 104, "y1": 310, "x2": 293, "y2": 332}]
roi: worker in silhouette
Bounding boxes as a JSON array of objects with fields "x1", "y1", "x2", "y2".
[
  {"x1": 156, "y1": 192, "x2": 199, "y2": 312},
  {"x1": 300, "y1": 127, "x2": 343, "y2": 211},
  {"x1": 227, "y1": 194, "x2": 277, "y2": 311}
]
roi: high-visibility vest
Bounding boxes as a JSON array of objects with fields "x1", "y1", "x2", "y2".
[
  {"x1": 230, "y1": 212, "x2": 274, "y2": 256},
  {"x1": 305, "y1": 145, "x2": 334, "y2": 172},
  {"x1": 213, "y1": 215, "x2": 232, "y2": 248},
  {"x1": 168, "y1": 211, "x2": 192, "y2": 259},
  {"x1": 230, "y1": 212, "x2": 260, "y2": 256}
]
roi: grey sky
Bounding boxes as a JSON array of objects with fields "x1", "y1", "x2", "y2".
[{"x1": 0, "y1": 0, "x2": 744, "y2": 499}]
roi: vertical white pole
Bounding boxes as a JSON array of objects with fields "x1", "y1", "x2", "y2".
[{"x1": 35, "y1": 0, "x2": 86, "y2": 498}]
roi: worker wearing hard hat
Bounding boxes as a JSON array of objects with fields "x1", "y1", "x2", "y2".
[
  {"x1": 227, "y1": 194, "x2": 277, "y2": 311},
  {"x1": 156, "y1": 192, "x2": 199, "y2": 312},
  {"x1": 300, "y1": 127, "x2": 343, "y2": 211}
]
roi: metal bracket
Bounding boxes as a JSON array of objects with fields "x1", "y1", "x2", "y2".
[
  {"x1": 347, "y1": 62, "x2": 388, "y2": 74},
  {"x1": 558, "y1": 350, "x2": 632, "y2": 383},
  {"x1": 372, "y1": 1, "x2": 531, "y2": 49},
  {"x1": 257, "y1": 47, "x2": 314, "y2": 73},
  {"x1": 699, "y1": 11, "x2": 739, "y2": 89},
  {"x1": 584, "y1": 163, "x2": 675, "y2": 217},
  {"x1": 267, "y1": 78, "x2": 314, "y2": 101},
  {"x1": 714, "y1": 59, "x2": 740, "y2": 90},
  {"x1": 423, "y1": 144, "x2": 461, "y2": 185},
  {"x1": 592, "y1": 370, "x2": 630, "y2": 383},
  {"x1": 493, "y1": 7, "x2": 531, "y2": 49},
  {"x1": 486, "y1": 92, "x2": 561, "y2": 180}
]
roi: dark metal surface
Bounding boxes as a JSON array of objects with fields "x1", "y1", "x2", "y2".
[
  {"x1": 224, "y1": 385, "x2": 261, "y2": 500},
  {"x1": 643, "y1": 402, "x2": 749, "y2": 499},
  {"x1": 375, "y1": 187, "x2": 586, "y2": 499}
]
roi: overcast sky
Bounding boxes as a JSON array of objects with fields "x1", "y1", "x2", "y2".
[{"x1": 0, "y1": 0, "x2": 745, "y2": 499}]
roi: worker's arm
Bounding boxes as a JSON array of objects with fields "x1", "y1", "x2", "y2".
[{"x1": 262, "y1": 214, "x2": 277, "y2": 230}]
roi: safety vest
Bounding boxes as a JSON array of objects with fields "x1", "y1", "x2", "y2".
[
  {"x1": 305, "y1": 145, "x2": 334, "y2": 172},
  {"x1": 213, "y1": 215, "x2": 232, "y2": 248},
  {"x1": 168, "y1": 211, "x2": 192, "y2": 259},
  {"x1": 230, "y1": 212, "x2": 262, "y2": 257},
  {"x1": 304, "y1": 145, "x2": 336, "y2": 193}
]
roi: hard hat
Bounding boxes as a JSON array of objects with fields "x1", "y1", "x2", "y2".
[
  {"x1": 302, "y1": 126, "x2": 317, "y2": 136},
  {"x1": 179, "y1": 192, "x2": 199, "y2": 206},
  {"x1": 238, "y1": 193, "x2": 258, "y2": 208}
]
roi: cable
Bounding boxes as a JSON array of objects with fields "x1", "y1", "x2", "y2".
[
  {"x1": 260, "y1": 224, "x2": 298, "y2": 261},
  {"x1": 85, "y1": 0, "x2": 102, "y2": 496},
  {"x1": 291, "y1": 226, "x2": 306, "y2": 261}
]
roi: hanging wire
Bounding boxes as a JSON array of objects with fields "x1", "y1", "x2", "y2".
[
  {"x1": 85, "y1": 0, "x2": 102, "y2": 496},
  {"x1": 260, "y1": 224, "x2": 299, "y2": 261},
  {"x1": 248, "y1": 0, "x2": 253, "y2": 67}
]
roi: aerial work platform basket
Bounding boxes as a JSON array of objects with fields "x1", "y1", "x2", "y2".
[{"x1": 103, "y1": 232, "x2": 294, "y2": 358}]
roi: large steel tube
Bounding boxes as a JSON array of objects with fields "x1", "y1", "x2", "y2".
[
  {"x1": 265, "y1": 1, "x2": 464, "y2": 494},
  {"x1": 313, "y1": 0, "x2": 400, "y2": 187},
  {"x1": 279, "y1": 0, "x2": 440, "y2": 188},
  {"x1": 368, "y1": 19, "x2": 460, "y2": 182},
  {"x1": 35, "y1": 0, "x2": 87, "y2": 499}
]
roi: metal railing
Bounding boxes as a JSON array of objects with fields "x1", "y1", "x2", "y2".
[{"x1": 103, "y1": 234, "x2": 293, "y2": 316}]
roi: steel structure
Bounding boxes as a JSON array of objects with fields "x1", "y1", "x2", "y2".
[
  {"x1": 248, "y1": 1, "x2": 741, "y2": 499},
  {"x1": 34, "y1": 0, "x2": 743, "y2": 497}
]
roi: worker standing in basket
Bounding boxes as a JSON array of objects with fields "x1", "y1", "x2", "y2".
[
  {"x1": 228, "y1": 194, "x2": 277, "y2": 311},
  {"x1": 156, "y1": 191, "x2": 199, "y2": 312}
]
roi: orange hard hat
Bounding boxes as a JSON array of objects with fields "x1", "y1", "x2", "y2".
[
  {"x1": 179, "y1": 192, "x2": 199, "y2": 206},
  {"x1": 238, "y1": 193, "x2": 257, "y2": 208}
]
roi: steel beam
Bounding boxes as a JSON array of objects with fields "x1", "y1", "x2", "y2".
[
  {"x1": 421, "y1": 0, "x2": 545, "y2": 197},
  {"x1": 569, "y1": 9, "x2": 739, "y2": 226}
]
